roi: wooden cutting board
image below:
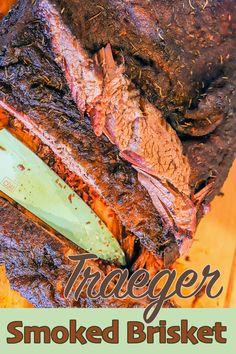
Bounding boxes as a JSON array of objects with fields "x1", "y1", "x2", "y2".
[{"x1": 176, "y1": 160, "x2": 236, "y2": 308}]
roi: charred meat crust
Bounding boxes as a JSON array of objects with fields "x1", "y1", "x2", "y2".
[{"x1": 0, "y1": 1, "x2": 177, "y2": 259}]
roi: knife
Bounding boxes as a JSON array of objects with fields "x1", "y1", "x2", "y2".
[{"x1": 0, "y1": 129, "x2": 125, "y2": 265}]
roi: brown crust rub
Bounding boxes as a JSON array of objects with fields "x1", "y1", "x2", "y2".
[{"x1": 0, "y1": 1, "x2": 179, "y2": 260}]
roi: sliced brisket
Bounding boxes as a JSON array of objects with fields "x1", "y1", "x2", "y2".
[
  {"x1": 0, "y1": 0, "x2": 191, "y2": 263},
  {"x1": 0, "y1": 0, "x2": 235, "y2": 284}
]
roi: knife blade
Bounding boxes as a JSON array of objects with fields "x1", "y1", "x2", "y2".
[{"x1": 0, "y1": 129, "x2": 125, "y2": 265}]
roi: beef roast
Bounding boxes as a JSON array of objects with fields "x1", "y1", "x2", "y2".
[
  {"x1": 0, "y1": 0, "x2": 194, "y2": 264},
  {"x1": 0, "y1": 0, "x2": 236, "y2": 305}
]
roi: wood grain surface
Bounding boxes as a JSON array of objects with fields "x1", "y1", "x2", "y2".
[{"x1": 176, "y1": 161, "x2": 236, "y2": 308}]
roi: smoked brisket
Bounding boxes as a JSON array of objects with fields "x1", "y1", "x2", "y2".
[
  {"x1": 0, "y1": 0, "x2": 184, "y2": 263},
  {"x1": 0, "y1": 0, "x2": 236, "y2": 307}
]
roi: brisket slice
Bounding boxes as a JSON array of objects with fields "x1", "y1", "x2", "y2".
[
  {"x1": 0, "y1": 0, "x2": 186, "y2": 263},
  {"x1": 32, "y1": 0, "x2": 236, "y2": 201},
  {"x1": 33, "y1": 0, "x2": 236, "y2": 203}
]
